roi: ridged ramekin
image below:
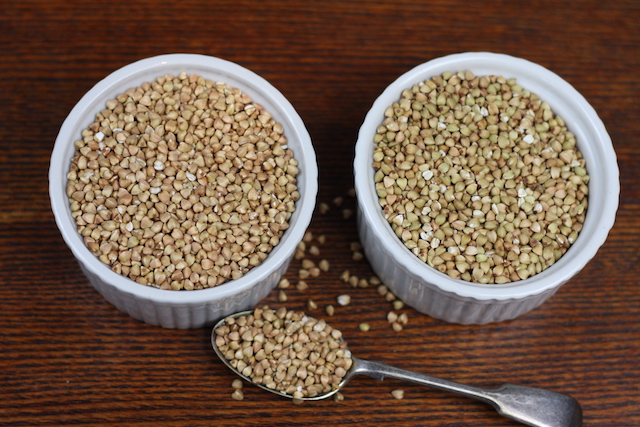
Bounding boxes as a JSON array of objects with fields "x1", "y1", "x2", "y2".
[
  {"x1": 50, "y1": 54, "x2": 317, "y2": 328},
  {"x1": 354, "y1": 52, "x2": 618, "y2": 324}
]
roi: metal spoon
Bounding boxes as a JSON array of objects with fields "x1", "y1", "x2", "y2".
[{"x1": 211, "y1": 310, "x2": 582, "y2": 427}]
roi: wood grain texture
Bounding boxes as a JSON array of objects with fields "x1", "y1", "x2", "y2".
[{"x1": 1, "y1": 0, "x2": 638, "y2": 426}]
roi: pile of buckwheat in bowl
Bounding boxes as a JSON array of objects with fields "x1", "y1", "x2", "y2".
[
  {"x1": 354, "y1": 52, "x2": 619, "y2": 324},
  {"x1": 50, "y1": 54, "x2": 318, "y2": 328}
]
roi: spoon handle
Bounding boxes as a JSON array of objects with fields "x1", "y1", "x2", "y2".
[{"x1": 351, "y1": 358, "x2": 582, "y2": 427}]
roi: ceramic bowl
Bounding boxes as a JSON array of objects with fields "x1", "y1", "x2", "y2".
[
  {"x1": 50, "y1": 54, "x2": 317, "y2": 328},
  {"x1": 354, "y1": 52, "x2": 618, "y2": 324}
]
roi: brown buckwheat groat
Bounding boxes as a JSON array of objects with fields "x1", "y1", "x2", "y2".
[{"x1": 66, "y1": 73, "x2": 299, "y2": 290}]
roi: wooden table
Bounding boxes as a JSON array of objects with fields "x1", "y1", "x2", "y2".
[{"x1": 2, "y1": 1, "x2": 638, "y2": 425}]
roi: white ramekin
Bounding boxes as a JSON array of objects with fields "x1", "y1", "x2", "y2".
[
  {"x1": 50, "y1": 54, "x2": 318, "y2": 328},
  {"x1": 354, "y1": 52, "x2": 618, "y2": 324}
]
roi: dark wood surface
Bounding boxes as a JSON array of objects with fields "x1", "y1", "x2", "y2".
[{"x1": 1, "y1": 1, "x2": 638, "y2": 426}]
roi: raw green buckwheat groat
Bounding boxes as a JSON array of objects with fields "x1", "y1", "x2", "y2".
[{"x1": 373, "y1": 71, "x2": 589, "y2": 284}]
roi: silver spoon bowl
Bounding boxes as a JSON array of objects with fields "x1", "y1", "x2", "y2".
[{"x1": 211, "y1": 310, "x2": 582, "y2": 427}]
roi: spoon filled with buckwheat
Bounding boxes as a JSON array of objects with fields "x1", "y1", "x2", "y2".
[{"x1": 211, "y1": 307, "x2": 582, "y2": 427}]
